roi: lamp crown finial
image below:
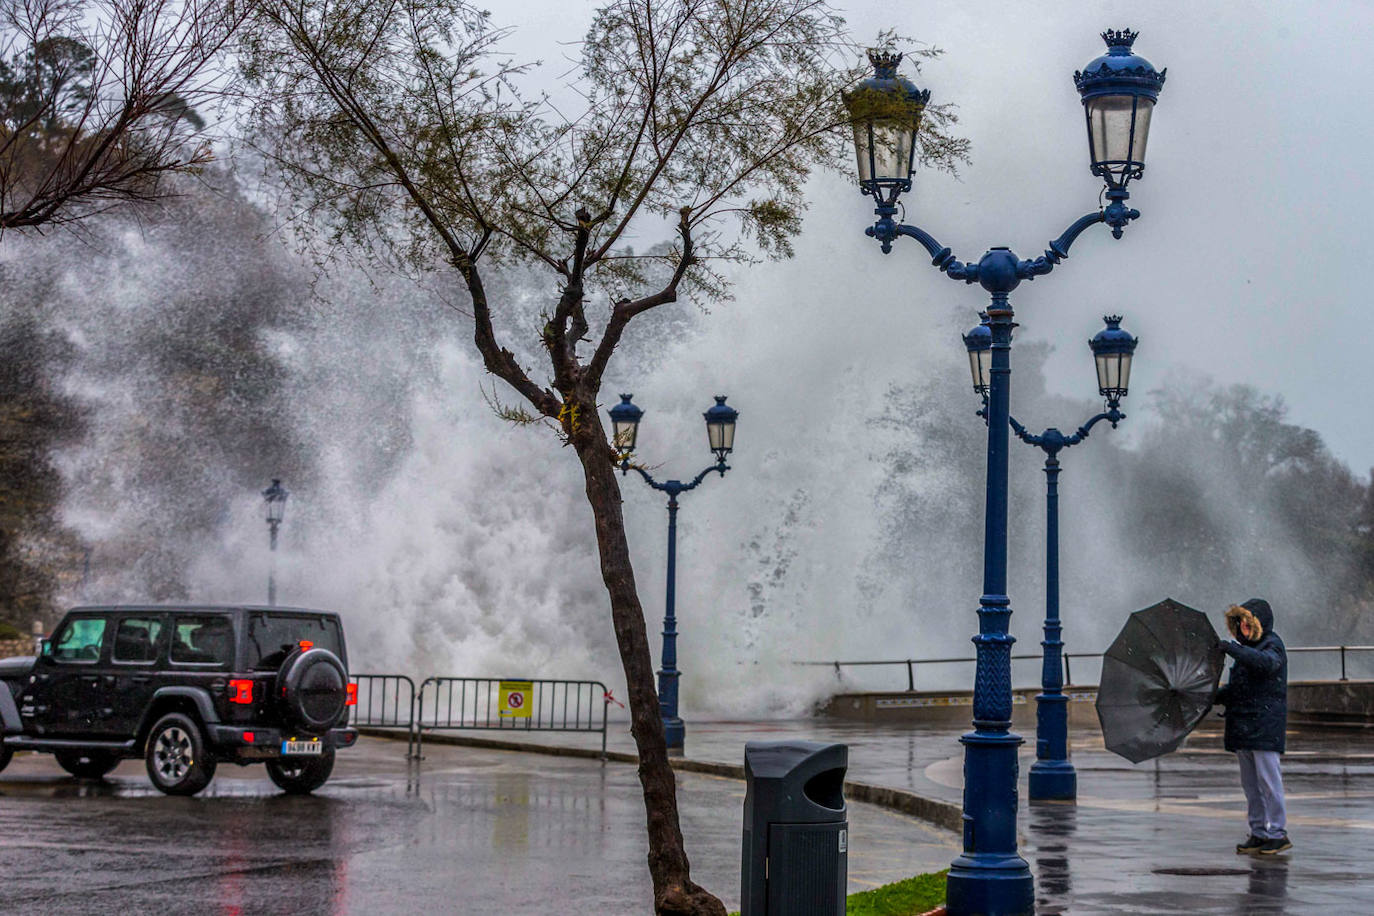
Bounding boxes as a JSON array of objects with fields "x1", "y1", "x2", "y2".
[
  {"x1": 1101, "y1": 28, "x2": 1139, "y2": 50},
  {"x1": 1103, "y1": 314, "x2": 1123, "y2": 327},
  {"x1": 866, "y1": 48, "x2": 903, "y2": 75}
]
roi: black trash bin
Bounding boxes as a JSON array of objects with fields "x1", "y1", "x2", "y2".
[{"x1": 740, "y1": 740, "x2": 848, "y2": 915}]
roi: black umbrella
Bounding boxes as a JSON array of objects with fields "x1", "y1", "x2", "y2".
[{"x1": 1096, "y1": 598, "x2": 1225, "y2": 764}]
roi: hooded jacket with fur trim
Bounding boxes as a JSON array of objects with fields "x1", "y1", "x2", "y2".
[{"x1": 1216, "y1": 598, "x2": 1288, "y2": 753}]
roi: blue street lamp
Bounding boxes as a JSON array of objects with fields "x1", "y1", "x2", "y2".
[
  {"x1": 965, "y1": 315, "x2": 1139, "y2": 802},
  {"x1": 609, "y1": 393, "x2": 738, "y2": 753},
  {"x1": 846, "y1": 30, "x2": 1165, "y2": 916}
]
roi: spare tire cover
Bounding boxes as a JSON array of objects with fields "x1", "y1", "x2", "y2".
[{"x1": 278, "y1": 648, "x2": 348, "y2": 732}]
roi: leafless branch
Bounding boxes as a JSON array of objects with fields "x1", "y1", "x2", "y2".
[{"x1": 0, "y1": 0, "x2": 244, "y2": 233}]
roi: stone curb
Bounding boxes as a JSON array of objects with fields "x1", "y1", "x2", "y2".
[{"x1": 357, "y1": 727, "x2": 963, "y2": 833}]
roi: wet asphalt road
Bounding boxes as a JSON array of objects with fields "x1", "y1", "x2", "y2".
[
  {"x1": 5, "y1": 722, "x2": 1370, "y2": 913},
  {"x1": 0, "y1": 736, "x2": 954, "y2": 914}
]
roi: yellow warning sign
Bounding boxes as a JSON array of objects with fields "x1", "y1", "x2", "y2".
[{"x1": 499, "y1": 680, "x2": 532, "y2": 719}]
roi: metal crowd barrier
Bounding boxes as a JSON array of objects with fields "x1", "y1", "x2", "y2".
[
  {"x1": 415, "y1": 677, "x2": 611, "y2": 760},
  {"x1": 349, "y1": 674, "x2": 419, "y2": 757}
]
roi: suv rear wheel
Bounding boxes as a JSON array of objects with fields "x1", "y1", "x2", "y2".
[
  {"x1": 265, "y1": 749, "x2": 335, "y2": 794},
  {"x1": 145, "y1": 713, "x2": 216, "y2": 796},
  {"x1": 55, "y1": 750, "x2": 120, "y2": 780},
  {"x1": 0, "y1": 747, "x2": 11, "y2": 773}
]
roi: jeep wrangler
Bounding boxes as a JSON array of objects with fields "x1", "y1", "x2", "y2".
[{"x1": 0, "y1": 606, "x2": 359, "y2": 795}]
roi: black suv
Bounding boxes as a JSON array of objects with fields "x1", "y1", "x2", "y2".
[{"x1": 0, "y1": 606, "x2": 359, "y2": 796}]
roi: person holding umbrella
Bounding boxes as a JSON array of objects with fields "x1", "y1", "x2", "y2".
[{"x1": 1217, "y1": 598, "x2": 1291, "y2": 856}]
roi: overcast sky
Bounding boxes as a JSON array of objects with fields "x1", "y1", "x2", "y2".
[{"x1": 486, "y1": 0, "x2": 1374, "y2": 471}]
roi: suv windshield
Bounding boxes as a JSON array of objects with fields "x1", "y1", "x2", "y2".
[{"x1": 247, "y1": 613, "x2": 344, "y2": 670}]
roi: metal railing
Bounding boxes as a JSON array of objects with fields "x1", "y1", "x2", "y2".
[
  {"x1": 350, "y1": 674, "x2": 419, "y2": 757},
  {"x1": 415, "y1": 677, "x2": 611, "y2": 760},
  {"x1": 1289, "y1": 645, "x2": 1374, "y2": 682},
  {"x1": 796, "y1": 645, "x2": 1374, "y2": 693}
]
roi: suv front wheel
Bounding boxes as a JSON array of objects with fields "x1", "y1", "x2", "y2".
[
  {"x1": 145, "y1": 713, "x2": 217, "y2": 796},
  {"x1": 265, "y1": 749, "x2": 335, "y2": 794},
  {"x1": 55, "y1": 750, "x2": 120, "y2": 780}
]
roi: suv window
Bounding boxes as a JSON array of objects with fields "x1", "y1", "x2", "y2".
[
  {"x1": 53, "y1": 617, "x2": 107, "y2": 662},
  {"x1": 113, "y1": 617, "x2": 164, "y2": 663},
  {"x1": 247, "y1": 613, "x2": 344, "y2": 670},
  {"x1": 170, "y1": 616, "x2": 235, "y2": 666}
]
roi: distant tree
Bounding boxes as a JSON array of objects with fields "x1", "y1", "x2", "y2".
[
  {"x1": 54, "y1": 171, "x2": 311, "y2": 598},
  {"x1": 239, "y1": 1, "x2": 967, "y2": 911},
  {"x1": 0, "y1": 314, "x2": 83, "y2": 631},
  {"x1": 0, "y1": 0, "x2": 241, "y2": 232},
  {"x1": 1126, "y1": 381, "x2": 1370, "y2": 638},
  {"x1": 0, "y1": 167, "x2": 320, "y2": 619},
  {"x1": 0, "y1": 0, "x2": 241, "y2": 627}
]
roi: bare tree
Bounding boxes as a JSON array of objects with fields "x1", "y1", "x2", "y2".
[
  {"x1": 239, "y1": 1, "x2": 966, "y2": 912},
  {"x1": 0, "y1": 0, "x2": 241, "y2": 231}
]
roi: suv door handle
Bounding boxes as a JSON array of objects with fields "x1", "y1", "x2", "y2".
[{"x1": 131, "y1": 676, "x2": 152, "y2": 684}]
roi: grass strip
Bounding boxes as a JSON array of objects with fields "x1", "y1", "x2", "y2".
[
  {"x1": 728, "y1": 869, "x2": 946, "y2": 916},
  {"x1": 845, "y1": 869, "x2": 947, "y2": 915}
]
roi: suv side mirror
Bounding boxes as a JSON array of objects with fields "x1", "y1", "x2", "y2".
[{"x1": 39, "y1": 638, "x2": 51, "y2": 658}]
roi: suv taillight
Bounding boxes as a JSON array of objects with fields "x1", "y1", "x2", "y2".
[
  {"x1": 346, "y1": 683, "x2": 358, "y2": 706},
  {"x1": 228, "y1": 679, "x2": 254, "y2": 704}
]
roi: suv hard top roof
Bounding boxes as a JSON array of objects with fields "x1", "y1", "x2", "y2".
[{"x1": 64, "y1": 605, "x2": 342, "y2": 618}]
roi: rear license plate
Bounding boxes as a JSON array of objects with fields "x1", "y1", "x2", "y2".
[{"x1": 281, "y1": 740, "x2": 323, "y2": 755}]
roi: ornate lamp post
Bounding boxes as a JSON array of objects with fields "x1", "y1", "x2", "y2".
[
  {"x1": 263, "y1": 478, "x2": 288, "y2": 606},
  {"x1": 846, "y1": 30, "x2": 1165, "y2": 915},
  {"x1": 965, "y1": 315, "x2": 1140, "y2": 802},
  {"x1": 609, "y1": 393, "x2": 738, "y2": 753}
]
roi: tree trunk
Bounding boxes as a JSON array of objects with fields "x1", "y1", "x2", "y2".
[{"x1": 572, "y1": 410, "x2": 726, "y2": 916}]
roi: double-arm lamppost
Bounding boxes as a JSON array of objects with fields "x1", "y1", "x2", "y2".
[
  {"x1": 964, "y1": 314, "x2": 1139, "y2": 802},
  {"x1": 608, "y1": 394, "x2": 738, "y2": 753},
  {"x1": 846, "y1": 30, "x2": 1165, "y2": 915},
  {"x1": 263, "y1": 478, "x2": 288, "y2": 606}
]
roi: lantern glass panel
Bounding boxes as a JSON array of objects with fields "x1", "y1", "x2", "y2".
[
  {"x1": 707, "y1": 419, "x2": 735, "y2": 454},
  {"x1": 1087, "y1": 95, "x2": 1153, "y2": 183},
  {"x1": 1095, "y1": 352, "x2": 1113, "y2": 392},
  {"x1": 1115, "y1": 352, "x2": 1133, "y2": 393},
  {"x1": 967, "y1": 347, "x2": 992, "y2": 393},
  {"x1": 1096, "y1": 352, "x2": 1133, "y2": 396},
  {"x1": 853, "y1": 118, "x2": 916, "y2": 186},
  {"x1": 612, "y1": 420, "x2": 638, "y2": 451}
]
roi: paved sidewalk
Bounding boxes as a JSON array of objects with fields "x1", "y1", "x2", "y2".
[{"x1": 476, "y1": 718, "x2": 1374, "y2": 913}]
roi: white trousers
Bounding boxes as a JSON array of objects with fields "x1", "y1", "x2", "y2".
[{"x1": 1236, "y1": 749, "x2": 1287, "y2": 839}]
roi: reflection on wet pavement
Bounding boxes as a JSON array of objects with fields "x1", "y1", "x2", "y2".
[
  {"x1": 536, "y1": 718, "x2": 1374, "y2": 914},
  {"x1": 0, "y1": 736, "x2": 955, "y2": 914},
  {"x1": 1029, "y1": 801, "x2": 1074, "y2": 914}
]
